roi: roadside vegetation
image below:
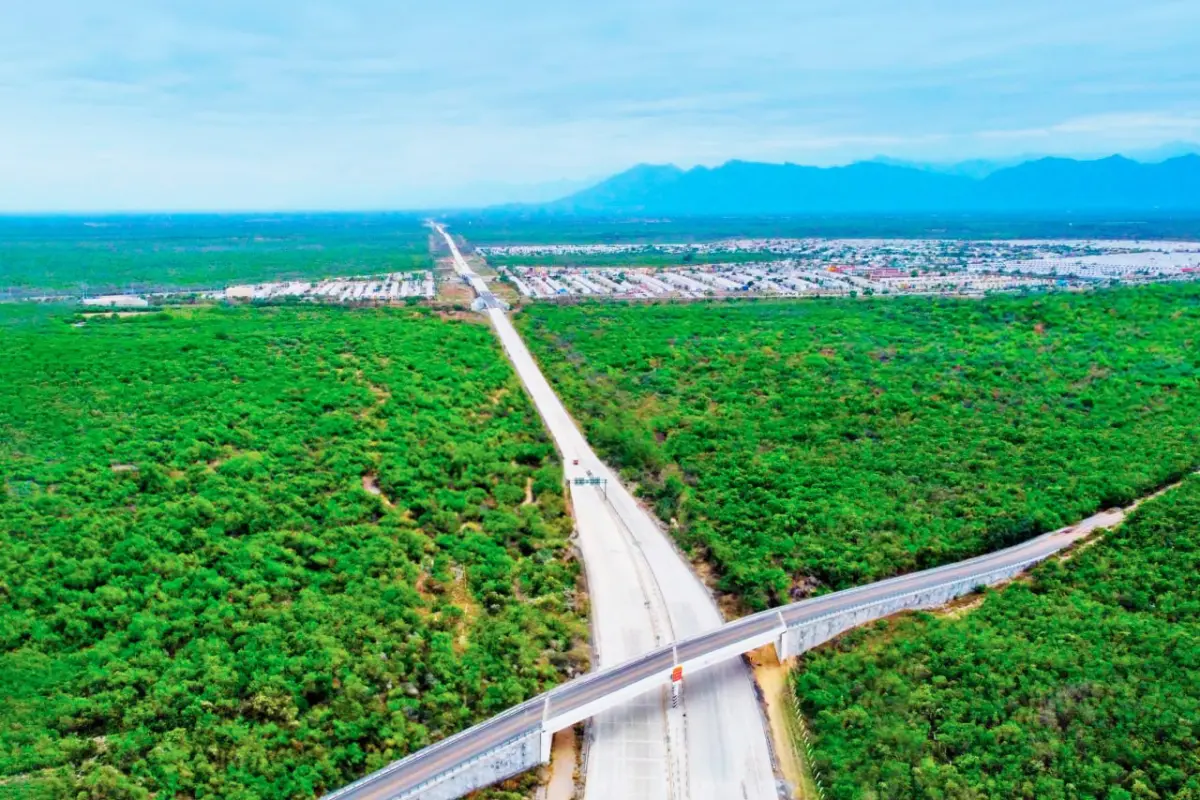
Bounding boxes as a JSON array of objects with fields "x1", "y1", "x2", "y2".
[
  {"x1": 0, "y1": 305, "x2": 585, "y2": 799},
  {"x1": 518, "y1": 285, "x2": 1200, "y2": 609},
  {"x1": 0, "y1": 215, "x2": 431, "y2": 296},
  {"x1": 795, "y1": 474, "x2": 1200, "y2": 800}
]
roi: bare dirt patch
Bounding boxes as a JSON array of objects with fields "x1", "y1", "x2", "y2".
[
  {"x1": 935, "y1": 593, "x2": 988, "y2": 620},
  {"x1": 465, "y1": 255, "x2": 497, "y2": 278},
  {"x1": 447, "y1": 567, "x2": 480, "y2": 654},
  {"x1": 434, "y1": 256, "x2": 462, "y2": 281},
  {"x1": 540, "y1": 727, "x2": 579, "y2": 800},
  {"x1": 361, "y1": 474, "x2": 394, "y2": 507},
  {"x1": 367, "y1": 382, "x2": 391, "y2": 405},
  {"x1": 690, "y1": 555, "x2": 749, "y2": 620},
  {"x1": 437, "y1": 282, "x2": 476, "y2": 305},
  {"x1": 491, "y1": 280, "x2": 522, "y2": 306},
  {"x1": 748, "y1": 645, "x2": 814, "y2": 799}
]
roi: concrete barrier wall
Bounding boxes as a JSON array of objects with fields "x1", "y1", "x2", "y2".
[
  {"x1": 778, "y1": 559, "x2": 1036, "y2": 659},
  {"x1": 395, "y1": 730, "x2": 544, "y2": 800}
]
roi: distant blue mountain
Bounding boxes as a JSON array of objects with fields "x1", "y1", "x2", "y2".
[
  {"x1": 979, "y1": 155, "x2": 1200, "y2": 211},
  {"x1": 545, "y1": 154, "x2": 1200, "y2": 215}
]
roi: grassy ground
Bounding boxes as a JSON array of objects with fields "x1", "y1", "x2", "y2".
[{"x1": 0, "y1": 214, "x2": 432, "y2": 295}]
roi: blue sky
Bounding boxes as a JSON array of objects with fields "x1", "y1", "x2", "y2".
[{"x1": 2, "y1": 0, "x2": 1199, "y2": 210}]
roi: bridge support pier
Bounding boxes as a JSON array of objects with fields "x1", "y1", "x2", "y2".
[
  {"x1": 539, "y1": 697, "x2": 554, "y2": 763},
  {"x1": 775, "y1": 632, "x2": 791, "y2": 661}
]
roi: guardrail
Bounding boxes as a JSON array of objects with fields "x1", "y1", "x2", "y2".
[{"x1": 321, "y1": 700, "x2": 544, "y2": 800}]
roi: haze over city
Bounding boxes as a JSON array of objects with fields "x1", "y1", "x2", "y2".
[{"x1": 3, "y1": 0, "x2": 1200, "y2": 210}]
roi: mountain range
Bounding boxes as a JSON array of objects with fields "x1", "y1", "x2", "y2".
[{"x1": 542, "y1": 153, "x2": 1200, "y2": 215}]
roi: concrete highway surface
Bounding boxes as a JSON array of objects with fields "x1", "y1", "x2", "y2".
[
  {"x1": 486, "y1": 307, "x2": 778, "y2": 800},
  {"x1": 435, "y1": 225, "x2": 505, "y2": 308},
  {"x1": 432, "y1": 224, "x2": 776, "y2": 799}
]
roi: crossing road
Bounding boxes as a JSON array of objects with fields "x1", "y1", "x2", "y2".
[
  {"x1": 323, "y1": 502, "x2": 1122, "y2": 800},
  {"x1": 332, "y1": 225, "x2": 1135, "y2": 800}
]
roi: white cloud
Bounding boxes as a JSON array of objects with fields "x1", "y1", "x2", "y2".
[
  {"x1": 0, "y1": 0, "x2": 1198, "y2": 209},
  {"x1": 976, "y1": 112, "x2": 1200, "y2": 143}
]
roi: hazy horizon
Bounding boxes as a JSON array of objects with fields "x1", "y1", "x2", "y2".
[
  {"x1": 3, "y1": 148, "x2": 1200, "y2": 216},
  {"x1": 4, "y1": 1, "x2": 1199, "y2": 211}
]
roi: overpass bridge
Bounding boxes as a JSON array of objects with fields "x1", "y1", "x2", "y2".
[{"x1": 322, "y1": 507, "x2": 1117, "y2": 800}]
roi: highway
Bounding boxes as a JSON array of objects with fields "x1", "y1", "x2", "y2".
[
  {"x1": 492, "y1": 311, "x2": 780, "y2": 798},
  {"x1": 322, "y1": 228, "x2": 1135, "y2": 800},
  {"x1": 433, "y1": 224, "x2": 776, "y2": 799}
]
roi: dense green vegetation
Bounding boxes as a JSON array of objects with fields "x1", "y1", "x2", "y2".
[
  {"x1": 519, "y1": 286, "x2": 1200, "y2": 609},
  {"x1": 0, "y1": 215, "x2": 431, "y2": 296},
  {"x1": 796, "y1": 475, "x2": 1200, "y2": 800},
  {"x1": 0, "y1": 305, "x2": 585, "y2": 798},
  {"x1": 443, "y1": 212, "x2": 1200, "y2": 246}
]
